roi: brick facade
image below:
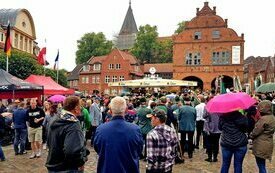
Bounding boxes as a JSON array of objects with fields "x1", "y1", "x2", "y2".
[
  {"x1": 244, "y1": 56, "x2": 275, "y2": 92},
  {"x1": 78, "y1": 48, "x2": 143, "y2": 95},
  {"x1": 173, "y1": 2, "x2": 244, "y2": 90}
]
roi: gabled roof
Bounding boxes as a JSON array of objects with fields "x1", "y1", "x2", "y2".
[
  {"x1": 117, "y1": 48, "x2": 139, "y2": 64},
  {"x1": 67, "y1": 64, "x2": 83, "y2": 80},
  {"x1": 119, "y1": 1, "x2": 138, "y2": 35},
  {"x1": 247, "y1": 56, "x2": 270, "y2": 73},
  {"x1": 87, "y1": 55, "x2": 107, "y2": 64},
  {"x1": 144, "y1": 63, "x2": 173, "y2": 73}
]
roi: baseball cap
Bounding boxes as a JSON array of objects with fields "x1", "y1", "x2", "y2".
[{"x1": 146, "y1": 108, "x2": 167, "y2": 120}]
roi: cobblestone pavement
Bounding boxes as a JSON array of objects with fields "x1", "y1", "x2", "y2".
[{"x1": 0, "y1": 143, "x2": 275, "y2": 173}]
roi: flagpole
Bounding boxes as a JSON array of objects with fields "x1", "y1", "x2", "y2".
[
  {"x1": 6, "y1": 55, "x2": 8, "y2": 72},
  {"x1": 56, "y1": 62, "x2": 59, "y2": 84},
  {"x1": 44, "y1": 39, "x2": 47, "y2": 76}
]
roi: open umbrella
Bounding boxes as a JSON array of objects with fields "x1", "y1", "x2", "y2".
[
  {"x1": 256, "y1": 82, "x2": 275, "y2": 93},
  {"x1": 48, "y1": 95, "x2": 66, "y2": 103},
  {"x1": 206, "y1": 92, "x2": 256, "y2": 113}
]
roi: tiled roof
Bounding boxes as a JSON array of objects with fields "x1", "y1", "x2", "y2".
[
  {"x1": 119, "y1": 2, "x2": 138, "y2": 35},
  {"x1": 87, "y1": 55, "x2": 107, "y2": 64},
  {"x1": 0, "y1": 9, "x2": 20, "y2": 27},
  {"x1": 157, "y1": 36, "x2": 172, "y2": 42},
  {"x1": 117, "y1": 49, "x2": 139, "y2": 64},
  {"x1": 246, "y1": 56, "x2": 270, "y2": 73},
  {"x1": 67, "y1": 64, "x2": 83, "y2": 80},
  {"x1": 144, "y1": 63, "x2": 173, "y2": 73},
  {"x1": 0, "y1": 8, "x2": 36, "y2": 38}
]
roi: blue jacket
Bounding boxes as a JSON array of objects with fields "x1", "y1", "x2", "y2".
[
  {"x1": 12, "y1": 108, "x2": 28, "y2": 129},
  {"x1": 94, "y1": 116, "x2": 144, "y2": 173},
  {"x1": 178, "y1": 105, "x2": 196, "y2": 131}
]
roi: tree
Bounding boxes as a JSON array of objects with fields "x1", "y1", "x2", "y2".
[
  {"x1": 47, "y1": 69, "x2": 68, "y2": 87},
  {"x1": 155, "y1": 40, "x2": 173, "y2": 63},
  {"x1": 131, "y1": 24, "x2": 159, "y2": 63},
  {"x1": 0, "y1": 50, "x2": 43, "y2": 79},
  {"x1": 174, "y1": 21, "x2": 187, "y2": 34},
  {"x1": 131, "y1": 24, "x2": 173, "y2": 63},
  {"x1": 75, "y1": 32, "x2": 113, "y2": 64}
]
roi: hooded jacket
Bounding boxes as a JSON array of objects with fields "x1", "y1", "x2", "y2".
[
  {"x1": 251, "y1": 113, "x2": 275, "y2": 160},
  {"x1": 45, "y1": 110, "x2": 89, "y2": 172}
]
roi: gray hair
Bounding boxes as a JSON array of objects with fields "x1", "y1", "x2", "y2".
[{"x1": 110, "y1": 96, "x2": 127, "y2": 116}]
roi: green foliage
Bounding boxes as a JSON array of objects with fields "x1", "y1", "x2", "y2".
[
  {"x1": 0, "y1": 50, "x2": 42, "y2": 79},
  {"x1": 0, "y1": 50, "x2": 68, "y2": 87},
  {"x1": 153, "y1": 40, "x2": 173, "y2": 63},
  {"x1": 131, "y1": 24, "x2": 172, "y2": 63},
  {"x1": 174, "y1": 21, "x2": 187, "y2": 34},
  {"x1": 131, "y1": 24, "x2": 159, "y2": 63},
  {"x1": 75, "y1": 32, "x2": 113, "y2": 64}
]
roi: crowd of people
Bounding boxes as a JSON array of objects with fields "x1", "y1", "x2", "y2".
[{"x1": 0, "y1": 89, "x2": 275, "y2": 173}]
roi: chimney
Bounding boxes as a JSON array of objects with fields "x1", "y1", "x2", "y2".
[
  {"x1": 213, "y1": 6, "x2": 216, "y2": 14},
  {"x1": 204, "y1": 2, "x2": 209, "y2": 6},
  {"x1": 225, "y1": 19, "x2": 228, "y2": 27},
  {"x1": 241, "y1": 33, "x2": 244, "y2": 39},
  {"x1": 196, "y1": 8, "x2": 200, "y2": 16}
]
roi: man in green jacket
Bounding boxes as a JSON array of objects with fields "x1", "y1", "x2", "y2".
[
  {"x1": 137, "y1": 97, "x2": 152, "y2": 159},
  {"x1": 80, "y1": 99, "x2": 91, "y2": 138}
]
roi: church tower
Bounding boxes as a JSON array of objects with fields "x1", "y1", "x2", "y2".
[{"x1": 115, "y1": 0, "x2": 138, "y2": 50}]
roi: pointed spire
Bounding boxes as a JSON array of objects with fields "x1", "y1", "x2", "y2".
[{"x1": 119, "y1": 1, "x2": 138, "y2": 35}]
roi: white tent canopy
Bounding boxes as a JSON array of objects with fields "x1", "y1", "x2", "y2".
[{"x1": 108, "y1": 78, "x2": 197, "y2": 87}]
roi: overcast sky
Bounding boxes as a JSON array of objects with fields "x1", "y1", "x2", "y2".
[{"x1": 2, "y1": 0, "x2": 275, "y2": 71}]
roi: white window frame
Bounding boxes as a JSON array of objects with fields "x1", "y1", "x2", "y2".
[
  {"x1": 109, "y1": 64, "x2": 114, "y2": 69},
  {"x1": 105, "y1": 76, "x2": 110, "y2": 83},
  {"x1": 83, "y1": 65, "x2": 90, "y2": 72},
  {"x1": 112, "y1": 76, "x2": 117, "y2": 82},
  {"x1": 92, "y1": 76, "x2": 96, "y2": 83},
  {"x1": 93, "y1": 64, "x2": 101, "y2": 71},
  {"x1": 116, "y1": 64, "x2": 121, "y2": 69},
  {"x1": 96, "y1": 76, "x2": 100, "y2": 83},
  {"x1": 119, "y1": 76, "x2": 124, "y2": 81}
]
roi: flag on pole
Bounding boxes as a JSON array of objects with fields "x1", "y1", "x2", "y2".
[
  {"x1": 54, "y1": 50, "x2": 59, "y2": 70},
  {"x1": 4, "y1": 23, "x2": 11, "y2": 57},
  {"x1": 37, "y1": 47, "x2": 46, "y2": 65}
]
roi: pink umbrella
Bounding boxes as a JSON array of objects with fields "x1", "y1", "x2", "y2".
[
  {"x1": 206, "y1": 92, "x2": 256, "y2": 113},
  {"x1": 48, "y1": 95, "x2": 66, "y2": 103}
]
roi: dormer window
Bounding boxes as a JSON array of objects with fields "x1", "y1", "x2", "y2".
[
  {"x1": 194, "y1": 31, "x2": 201, "y2": 40},
  {"x1": 83, "y1": 65, "x2": 89, "y2": 72},
  {"x1": 93, "y1": 64, "x2": 101, "y2": 71}
]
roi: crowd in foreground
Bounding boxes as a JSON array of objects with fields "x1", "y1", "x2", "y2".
[{"x1": 0, "y1": 89, "x2": 275, "y2": 173}]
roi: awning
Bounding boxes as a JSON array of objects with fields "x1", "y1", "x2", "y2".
[
  {"x1": 0, "y1": 69, "x2": 43, "y2": 99},
  {"x1": 108, "y1": 78, "x2": 197, "y2": 87},
  {"x1": 25, "y1": 75, "x2": 74, "y2": 95}
]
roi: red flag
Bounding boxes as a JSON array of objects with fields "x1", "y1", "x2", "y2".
[
  {"x1": 37, "y1": 47, "x2": 46, "y2": 65},
  {"x1": 4, "y1": 24, "x2": 11, "y2": 57}
]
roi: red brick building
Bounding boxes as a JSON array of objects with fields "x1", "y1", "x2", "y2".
[
  {"x1": 173, "y1": 2, "x2": 244, "y2": 90},
  {"x1": 244, "y1": 56, "x2": 275, "y2": 92},
  {"x1": 78, "y1": 48, "x2": 142, "y2": 95}
]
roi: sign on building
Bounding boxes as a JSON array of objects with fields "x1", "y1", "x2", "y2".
[{"x1": 232, "y1": 46, "x2": 241, "y2": 64}]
